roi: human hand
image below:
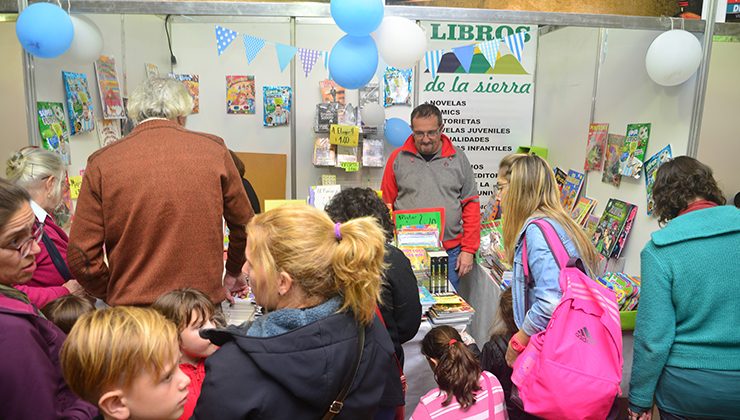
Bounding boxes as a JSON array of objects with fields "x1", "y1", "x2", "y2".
[
  {"x1": 223, "y1": 272, "x2": 248, "y2": 305},
  {"x1": 63, "y1": 279, "x2": 86, "y2": 296},
  {"x1": 505, "y1": 330, "x2": 530, "y2": 367},
  {"x1": 456, "y1": 251, "x2": 474, "y2": 277},
  {"x1": 628, "y1": 408, "x2": 652, "y2": 420}
]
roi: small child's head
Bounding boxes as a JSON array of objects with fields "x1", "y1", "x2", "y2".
[
  {"x1": 41, "y1": 294, "x2": 95, "y2": 334},
  {"x1": 152, "y1": 288, "x2": 219, "y2": 365},
  {"x1": 61, "y1": 306, "x2": 190, "y2": 420},
  {"x1": 421, "y1": 326, "x2": 482, "y2": 409}
]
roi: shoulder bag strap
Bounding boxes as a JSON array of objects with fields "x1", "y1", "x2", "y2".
[
  {"x1": 374, "y1": 306, "x2": 404, "y2": 375},
  {"x1": 321, "y1": 323, "x2": 366, "y2": 420},
  {"x1": 41, "y1": 232, "x2": 73, "y2": 281}
]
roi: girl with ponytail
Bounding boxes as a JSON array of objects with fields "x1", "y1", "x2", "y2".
[
  {"x1": 194, "y1": 205, "x2": 397, "y2": 419},
  {"x1": 411, "y1": 326, "x2": 507, "y2": 419}
]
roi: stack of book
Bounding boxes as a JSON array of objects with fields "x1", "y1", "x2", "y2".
[
  {"x1": 418, "y1": 285, "x2": 436, "y2": 314},
  {"x1": 428, "y1": 293, "x2": 475, "y2": 327},
  {"x1": 596, "y1": 272, "x2": 641, "y2": 311}
]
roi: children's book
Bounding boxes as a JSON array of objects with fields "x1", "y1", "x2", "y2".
[
  {"x1": 619, "y1": 123, "x2": 651, "y2": 179},
  {"x1": 553, "y1": 167, "x2": 567, "y2": 192},
  {"x1": 62, "y1": 71, "x2": 95, "y2": 135},
  {"x1": 570, "y1": 197, "x2": 597, "y2": 226},
  {"x1": 36, "y1": 101, "x2": 71, "y2": 165},
  {"x1": 263, "y1": 85, "x2": 291, "y2": 127},
  {"x1": 170, "y1": 73, "x2": 200, "y2": 113},
  {"x1": 602, "y1": 134, "x2": 625, "y2": 187},
  {"x1": 584, "y1": 213, "x2": 600, "y2": 234},
  {"x1": 592, "y1": 198, "x2": 637, "y2": 258},
  {"x1": 225, "y1": 75, "x2": 255, "y2": 114},
  {"x1": 402, "y1": 247, "x2": 429, "y2": 272},
  {"x1": 362, "y1": 139, "x2": 384, "y2": 167},
  {"x1": 94, "y1": 55, "x2": 126, "y2": 119},
  {"x1": 584, "y1": 123, "x2": 609, "y2": 171},
  {"x1": 560, "y1": 169, "x2": 585, "y2": 212},
  {"x1": 312, "y1": 137, "x2": 336, "y2": 166},
  {"x1": 96, "y1": 118, "x2": 122, "y2": 148},
  {"x1": 644, "y1": 144, "x2": 673, "y2": 216},
  {"x1": 383, "y1": 67, "x2": 412, "y2": 107},
  {"x1": 320, "y1": 79, "x2": 345, "y2": 105},
  {"x1": 610, "y1": 203, "x2": 638, "y2": 259},
  {"x1": 308, "y1": 184, "x2": 341, "y2": 211}
]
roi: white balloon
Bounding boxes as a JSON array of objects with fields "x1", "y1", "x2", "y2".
[
  {"x1": 61, "y1": 15, "x2": 104, "y2": 63},
  {"x1": 374, "y1": 16, "x2": 427, "y2": 69},
  {"x1": 645, "y1": 30, "x2": 702, "y2": 87},
  {"x1": 361, "y1": 103, "x2": 385, "y2": 127}
]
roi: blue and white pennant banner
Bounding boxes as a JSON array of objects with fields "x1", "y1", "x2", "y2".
[
  {"x1": 215, "y1": 25, "x2": 238, "y2": 56},
  {"x1": 424, "y1": 49, "x2": 445, "y2": 79},
  {"x1": 242, "y1": 34, "x2": 266, "y2": 64},
  {"x1": 504, "y1": 32, "x2": 526, "y2": 63},
  {"x1": 478, "y1": 39, "x2": 500, "y2": 67}
]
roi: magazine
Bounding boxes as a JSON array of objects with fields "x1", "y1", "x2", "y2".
[
  {"x1": 584, "y1": 123, "x2": 609, "y2": 171},
  {"x1": 602, "y1": 134, "x2": 625, "y2": 187},
  {"x1": 560, "y1": 169, "x2": 585, "y2": 212},
  {"x1": 383, "y1": 67, "x2": 412, "y2": 107},
  {"x1": 262, "y1": 86, "x2": 291, "y2": 127},
  {"x1": 225, "y1": 75, "x2": 256, "y2": 115},
  {"x1": 62, "y1": 71, "x2": 95, "y2": 135},
  {"x1": 169, "y1": 73, "x2": 200, "y2": 114},
  {"x1": 610, "y1": 203, "x2": 638, "y2": 259},
  {"x1": 644, "y1": 144, "x2": 673, "y2": 216},
  {"x1": 36, "y1": 102, "x2": 71, "y2": 165},
  {"x1": 592, "y1": 198, "x2": 637, "y2": 258},
  {"x1": 619, "y1": 123, "x2": 651, "y2": 179},
  {"x1": 94, "y1": 55, "x2": 126, "y2": 119}
]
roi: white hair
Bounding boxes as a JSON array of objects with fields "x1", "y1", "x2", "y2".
[
  {"x1": 127, "y1": 77, "x2": 194, "y2": 124},
  {"x1": 5, "y1": 147, "x2": 65, "y2": 202}
]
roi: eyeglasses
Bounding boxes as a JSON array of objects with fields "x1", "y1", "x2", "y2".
[
  {"x1": 2, "y1": 222, "x2": 44, "y2": 259},
  {"x1": 412, "y1": 129, "x2": 441, "y2": 140},
  {"x1": 493, "y1": 182, "x2": 509, "y2": 195}
]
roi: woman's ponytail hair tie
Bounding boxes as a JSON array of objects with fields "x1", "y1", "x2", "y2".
[
  {"x1": 334, "y1": 222, "x2": 342, "y2": 241},
  {"x1": 448, "y1": 338, "x2": 457, "y2": 347}
]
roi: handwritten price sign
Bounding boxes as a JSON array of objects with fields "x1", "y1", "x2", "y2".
[
  {"x1": 329, "y1": 124, "x2": 359, "y2": 147},
  {"x1": 340, "y1": 161, "x2": 359, "y2": 172}
]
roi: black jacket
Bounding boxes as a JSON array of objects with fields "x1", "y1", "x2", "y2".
[{"x1": 193, "y1": 312, "x2": 395, "y2": 419}]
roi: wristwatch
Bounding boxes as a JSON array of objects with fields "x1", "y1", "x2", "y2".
[{"x1": 509, "y1": 335, "x2": 527, "y2": 353}]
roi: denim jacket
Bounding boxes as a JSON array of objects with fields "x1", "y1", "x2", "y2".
[{"x1": 512, "y1": 217, "x2": 580, "y2": 336}]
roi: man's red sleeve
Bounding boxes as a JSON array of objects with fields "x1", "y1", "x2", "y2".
[{"x1": 381, "y1": 150, "x2": 400, "y2": 207}]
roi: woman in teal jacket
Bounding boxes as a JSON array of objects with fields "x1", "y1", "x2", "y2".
[{"x1": 629, "y1": 157, "x2": 740, "y2": 420}]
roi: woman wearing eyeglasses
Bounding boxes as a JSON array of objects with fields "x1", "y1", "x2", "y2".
[
  {"x1": 0, "y1": 178, "x2": 97, "y2": 418},
  {"x1": 5, "y1": 147, "x2": 85, "y2": 308}
]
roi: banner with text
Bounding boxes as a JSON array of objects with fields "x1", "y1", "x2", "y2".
[{"x1": 419, "y1": 22, "x2": 537, "y2": 199}]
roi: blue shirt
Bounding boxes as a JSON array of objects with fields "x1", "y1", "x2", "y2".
[{"x1": 512, "y1": 217, "x2": 580, "y2": 336}]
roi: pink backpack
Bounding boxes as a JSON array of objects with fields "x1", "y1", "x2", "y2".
[{"x1": 511, "y1": 219, "x2": 623, "y2": 419}]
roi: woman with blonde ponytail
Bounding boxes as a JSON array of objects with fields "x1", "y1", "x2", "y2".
[{"x1": 194, "y1": 205, "x2": 396, "y2": 419}]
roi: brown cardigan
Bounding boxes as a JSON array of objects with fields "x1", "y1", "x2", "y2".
[{"x1": 68, "y1": 119, "x2": 253, "y2": 305}]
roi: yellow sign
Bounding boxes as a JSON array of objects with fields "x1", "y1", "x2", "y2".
[
  {"x1": 329, "y1": 124, "x2": 359, "y2": 147},
  {"x1": 340, "y1": 162, "x2": 359, "y2": 172},
  {"x1": 69, "y1": 176, "x2": 83, "y2": 199}
]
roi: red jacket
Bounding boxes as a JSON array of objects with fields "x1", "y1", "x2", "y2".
[{"x1": 179, "y1": 359, "x2": 206, "y2": 420}]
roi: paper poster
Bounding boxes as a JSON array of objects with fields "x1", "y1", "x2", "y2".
[
  {"x1": 36, "y1": 102, "x2": 71, "y2": 165},
  {"x1": 644, "y1": 144, "x2": 673, "y2": 216},
  {"x1": 329, "y1": 124, "x2": 359, "y2": 147},
  {"x1": 602, "y1": 134, "x2": 625, "y2": 187},
  {"x1": 97, "y1": 119, "x2": 122, "y2": 148},
  {"x1": 262, "y1": 85, "x2": 291, "y2": 127},
  {"x1": 620, "y1": 123, "x2": 651, "y2": 179},
  {"x1": 170, "y1": 73, "x2": 200, "y2": 113},
  {"x1": 94, "y1": 55, "x2": 126, "y2": 119},
  {"x1": 226, "y1": 75, "x2": 256, "y2": 114},
  {"x1": 319, "y1": 79, "x2": 345, "y2": 104},
  {"x1": 145, "y1": 63, "x2": 159, "y2": 78},
  {"x1": 383, "y1": 67, "x2": 412, "y2": 107},
  {"x1": 584, "y1": 123, "x2": 609, "y2": 171},
  {"x1": 68, "y1": 175, "x2": 83, "y2": 199},
  {"x1": 62, "y1": 71, "x2": 95, "y2": 135}
]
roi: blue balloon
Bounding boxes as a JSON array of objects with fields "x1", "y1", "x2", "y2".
[
  {"x1": 329, "y1": 35, "x2": 378, "y2": 90},
  {"x1": 16, "y1": 3, "x2": 73, "y2": 58},
  {"x1": 384, "y1": 118, "x2": 412, "y2": 148},
  {"x1": 331, "y1": 0, "x2": 384, "y2": 36}
]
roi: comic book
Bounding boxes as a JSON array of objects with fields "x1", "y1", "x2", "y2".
[
  {"x1": 592, "y1": 198, "x2": 637, "y2": 258},
  {"x1": 584, "y1": 123, "x2": 609, "y2": 171},
  {"x1": 644, "y1": 144, "x2": 673, "y2": 216},
  {"x1": 62, "y1": 71, "x2": 95, "y2": 135},
  {"x1": 610, "y1": 203, "x2": 638, "y2": 259},
  {"x1": 226, "y1": 75, "x2": 255, "y2": 114},
  {"x1": 570, "y1": 197, "x2": 597, "y2": 226},
  {"x1": 36, "y1": 102, "x2": 71, "y2": 165},
  {"x1": 319, "y1": 79, "x2": 345, "y2": 105},
  {"x1": 170, "y1": 73, "x2": 200, "y2": 113},
  {"x1": 553, "y1": 167, "x2": 567, "y2": 192},
  {"x1": 383, "y1": 67, "x2": 412, "y2": 107},
  {"x1": 559, "y1": 169, "x2": 585, "y2": 212},
  {"x1": 584, "y1": 213, "x2": 600, "y2": 235},
  {"x1": 262, "y1": 86, "x2": 291, "y2": 127},
  {"x1": 619, "y1": 123, "x2": 651, "y2": 178},
  {"x1": 602, "y1": 134, "x2": 625, "y2": 187},
  {"x1": 96, "y1": 118, "x2": 122, "y2": 148},
  {"x1": 94, "y1": 55, "x2": 126, "y2": 119}
]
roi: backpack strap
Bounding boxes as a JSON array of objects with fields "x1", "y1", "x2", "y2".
[
  {"x1": 521, "y1": 219, "x2": 577, "y2": 291},
  {"x1": 41, "y1": 232, "x2": 73, "y2": 281},
  {"x1": 321, "y1": 323, "x2": 365, "y2": 420}
]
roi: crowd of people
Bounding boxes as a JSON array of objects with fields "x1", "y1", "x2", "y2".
[{"x1": 1, "y1": 81, "x2": 738, "y2": 420}]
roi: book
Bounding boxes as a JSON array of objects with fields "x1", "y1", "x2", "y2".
[
  {"x1": 262, "y1": 85, "x2": 291, "y2": 127},
  {"x1": 36, "y1": 101, "x2": 71, "y2": 165},
  {"x1": 584, "y1": 123, "x2": 609, "y2": 171},
  {"x1": 169, "y1": 73, "x2": 200, "y2": 114},
  {"x1": 609, "y1": 202, "x2": 638, "y2": 259},
  {"x1": 592, "y1": 198, "x2": 637, "y2": 258},
  {"x1": 314, "y1": 103, "x2": 339, "y2": 133},
  {"x1": 602, "y1": 134, "x2": 625, "y2": 187},
  {"x1": 570, "y1": 197, "x2": 597, "y2": 226},
  {"x1": 308, "y1": 184, "x2": 341, "y2": 211},
  {"x1": 225, "y1": 75, "x2": 256, "y2": 114},
  {"x1": 312, "y1": 137, "x2": 336, "y2": 166},
  {"x1": 553, "y1": 167, "x2": 567, "y2": 192},
  {"x1": 644, "y1": 144, "x2": 673, "y2": 216},
  {"x1": 418, "y1": 286, "x2": 436, "y2": 312},
  {"x1": 96, "y1": 118, "x2": 121, "y2": 148},
  {"x1": 335, "y1": 145, "x2": 358, "y2": 166},
  {"x1": 620, "y1": 123, "x2": 651, "y2": 178},
  {"x1": 560, "y1": 169, "x2": 585, "y2": 212},
  {"x1": 94, "y1": 55, "x2": 126, "y2": 119},
  {"x1": 584, "y1": 213, "x2": 600, "y2": 234},
  {"x1": 383, "y1": 67, "x2": 412, "y2": 107},
  {"x1": 401, "y1": 247, "x2": 428, "y2": 272},
  {"x1": 62, "y1": 71, "x2": 95, "y2": 135},
  {"x1": 362, "y1": 139, "x2": 384, "y2": 167},
  {"x1": 319, "y1": 79, "x2": 345, "y2": 105}
]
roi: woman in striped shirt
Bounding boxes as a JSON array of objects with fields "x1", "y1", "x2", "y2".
[{"x1": 411, "y1": 326, "x2": 507, "y2": 420}]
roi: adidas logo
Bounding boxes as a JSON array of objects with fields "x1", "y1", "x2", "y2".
[{"x1": 575, "y1": 327, "x2": 593, "y2": 344}]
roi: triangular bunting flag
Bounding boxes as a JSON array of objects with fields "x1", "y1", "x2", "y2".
[
  {"x1": 323, "y1": 51, "x2": 330, "y2": 71},
  {"x1": 215, "y1": 25, "x2": 238, "y2": 56},
  {"x1": 242, "y1": 34, "x2": 266, "y2": 64},
  {"x1": 424, "y1": 49, "x2": 445, "y2": 79},
  {"x1": 504, "y1": 32, "x2": 527, "y2": 63},
  {"x1": 275, "y1": 43, "x2": 298, "y2": 72},
  {"x1": 478, "y1": 39, "x2": 500, "y2": 67},
  {"x1": 298, "y1": 48, "x2": 321, "y2": 77},
  {"x1": 452, "y1": 44, "x2": 476, "y2": 73}
]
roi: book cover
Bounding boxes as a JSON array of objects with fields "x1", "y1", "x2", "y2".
[
  {"x1": 319, "y1": 79, "x2": 345, "y2": 105},
  {"x1": 644, "y1": 144, "x2": 673, "y2": 216},
  {"x1": 620, "y1": 123, "x2": 651, "y2": 178},
  {"x1": 584, "y1": 213, "x2": 600, "y2": 234},
  {"x1": 570, "y1": 197, "x2": 597, "y2": 226},
  {"x1": 402, "y1": 247, "x2": 428, "y2": 272},
  {"x1": 170, "y1": 73, "x2": 200, "y2": 113},
  {"x1": 225, "y1": 75, "x2": 255, "y2": 115},
  {"x1": 263, "y1": 86, "x2": 291, "y2": 127},
  {"x1": 610, "y1": 203, "x2": 638, "y2": 259},
  {"x1": 592, "y1": 198, "x2": 637, "y2": 258},
  {"x1": 308, "y1": 184, "x2": 341, "y2": 211},
  {"x1": 94, "y1": 55, "x2": 126, "y2": 119},
  {"x1": 362, "y1": 139, "x2": 384, "y2": 167},
  {"x1": 602, "y1": 134, "x2": 625, "y2": 187},
  {"x1": 584, "y1": 123, "x2": 609, "y2": 171},
  {"x1": 62, "y1": 71, "x2": 95, "y2": 135},
  {"x1": 37, "y1": 101, "x2": 71, "y2": 165},
  {"x1": 383, "y1": 67, "x2": 412, "y2": 107},
  {"x1": 312, "y1": 137, "x2": 336, "y2": 166},
  {"x1": 554, "y1": 167, "x2": 567, "y2": 192},
  {"x1": 96, "y1": 118, "x2": 121, "y2": 148},
  {"x1": 560, "y1": 169, "x2": 585, "y2": 212}
]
